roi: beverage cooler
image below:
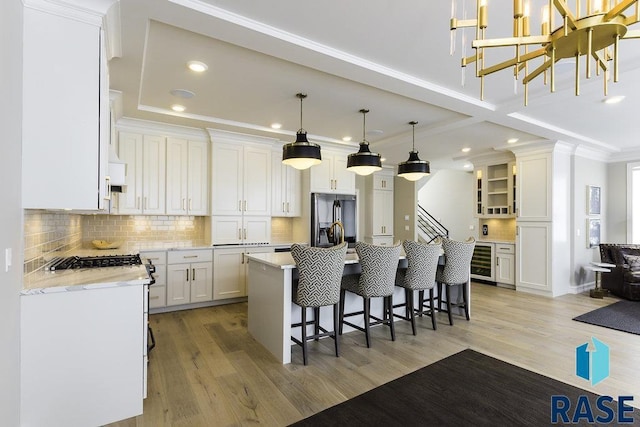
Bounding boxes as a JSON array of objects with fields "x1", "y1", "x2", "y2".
[{"x1": 470, "y1": 242, "x2": 495, "y2": 281}]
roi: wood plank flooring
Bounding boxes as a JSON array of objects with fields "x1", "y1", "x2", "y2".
[{"x1": 109, "y1": 283, "x2": 640, "y2": 427}]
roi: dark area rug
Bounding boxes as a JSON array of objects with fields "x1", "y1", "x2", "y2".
[
  {"x1": 573, "y1": 300, "x2": 640, "y2": 335},
  {"x1": 290, "y1": 349, "x2": 640, "y2": 426}
]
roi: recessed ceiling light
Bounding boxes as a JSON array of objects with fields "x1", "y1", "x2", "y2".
[
  {"x1": 603, "y1": 95, "x2": 625, "y2": 105},
  {"x1": 463, "y1": 163, "x2": 472, "y2": 169},
  {"x1": 461, "y1": 147, "x2": 471, "y2": 153},
  {"x1": 507, "y1": 138, "x2": 519, "y2": 144},
  {"x1": 271, "y1": 123, "x2": 282, "y2": 129},
  {"x1": 381, "y1": 157, "x2": 387, "y2": 162},
  {"x1": 367, "y1": 129, "x2": 384, "y2": 136},
  {"x1": 187, "y1": 61, "x2": 208, "y2": 72},
  {"x1": 171, "y1": 104, "x2": 186, "y2": 112},
  {"x1": 170, "y1": 89, "x2": 195, "y2": 99},
  {"x1": 342, "y1": 136, "x2": 352, "y2": 142}
]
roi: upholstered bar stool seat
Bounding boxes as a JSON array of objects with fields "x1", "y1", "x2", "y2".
[
  {"x1": 339, "y1": 241, "x2": 401, "y2": 348},
  {"x1": 394, "y1": 239, "x2": 442, "y2": 334},
  {"x1": 291, "y1": 242, "x2": 348, "y2": 365},
  {"x1": 436, "y1": 237, "x2": 475, "y2": 325}
]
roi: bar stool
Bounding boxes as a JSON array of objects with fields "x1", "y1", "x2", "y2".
[
  {"x1": 290, "y1": 242, "x2": 348, "y2": 365},
  {"x1": 436, "y1": 237, "x2": 476, "y2": 325},
  {"x1": 339, "y1": 241, "x2": 401, "y2": 348},
  {"x1": 394, "y1": 239, "x2": 442, "y2": 334}
]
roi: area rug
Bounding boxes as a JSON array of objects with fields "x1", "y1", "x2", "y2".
[
  {"x1": 573, "y1": 300, "x2": 640, "y2": 335},
  {"x1": 290, "y1": 349, "x2": 640, "y2": 426}
]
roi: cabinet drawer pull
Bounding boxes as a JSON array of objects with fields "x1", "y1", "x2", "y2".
[
  {"x1": 282, "y1": 202, "x2": 285, "y2": 212},
  {"x1": 192, "y1": 268, "x2": 196, "y2": 281},
  {"x1": 244, "y1": 200, "x2": 247, "y2": 211},
  {"x1": 104, "y1": 176, "x2": 111, "y2": 201},
  {"x1": 238, "y1": 200, "x2": 242, "y2": 212},
  {"x1": 182, "y1": 198, "x2": 187, "y2": 210},
  {"x1": 286, "y1": 202, "x2": 290, "y2": 213},
  {"x1": 186, "y1": 269, "x2": 189, "y2": 281},
  {"x1": 189, "y1": 198, "x2": 193, "y2": 211},
  {"x1": 238, "y1": 228, "x2": 242, "y2": 239},
  {"x1": 183, "y1": 255, "x2": 198, "y2": 259},
  {"x1": 243, "y1": 228, "x2": 247, "y2": 240},
  {"x1": 150, "y1": 296, "x2": 160, "y2": 300},
  {"x1": 136, "y1": 196, "x2": 141, "y2": 209}
]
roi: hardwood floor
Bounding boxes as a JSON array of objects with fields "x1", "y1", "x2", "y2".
[{"x1": 110, "y1": 283, "x2": 640, "y2": 426}]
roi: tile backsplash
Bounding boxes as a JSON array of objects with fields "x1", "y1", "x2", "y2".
[
  {"x1": 82, "y1": 215, "x2": 206, "y2": 250},
  {"x1": 271, "y1": 217, "x2": 294, "y2": 243},
  {"x1": 478, "y1": 218, "x2": 516, "y2": 242},
  {"x1": 23, "y1": 210, "x2": 83, "y2": 279}
]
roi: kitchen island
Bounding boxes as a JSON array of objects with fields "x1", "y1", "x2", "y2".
[{"x1": 246, "y1": 251, "x2": 470, "y2": 364}]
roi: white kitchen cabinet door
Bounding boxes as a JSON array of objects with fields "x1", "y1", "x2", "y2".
[
  {"x1": 118, "y1": 132, "x2": 144, "y2": 214},
  {"x1": 271, "y1": 151, "x2": 301, "y2": 217},
  {"x1": 166, "y1": 138, "x2": 209, "y2": 215},
  {"x1": 118, "y1": 132, "x2": 166, "y2": 215},
  {"x1": 517, "y1": 153, "x2": 552, "y2": 221},
  {"x1": 373, "y1": 173, "x2": 394, "y2": 191},
  {"x1": 167, "y1": 264, "x2": 191, "y2": 306},
  {"x1": 211, "y1": 216, "x2": 245, "y2": 245},
  {"x1": 165, "y1": 138, "x2": 189, "y2": 215},
  {"x1": 212, "y1": 142, "x2": 244, "y2": 215},
  {"x1": 332, "y1": 153, "x2": 355, "y2": 194},
  {"x1": 244, "y1": 145, "x2": 272, "y2": 216},
  {"x1": 190, "y1": 262, "x2": 214, "y2": 302},
  {"x1": 516, "y1": 222, "x2": 551, "y2": 294},
  {"x1": 496, "y1": 252, "x2": 515, "y2": 286},
  {"x1": 371, "y1": 189, "x2": 394, "y2": 236},
  {"x1": 309, "y1": 150, "x2": 356, "y2": 194},
  {"x1": 244, "y1": 216, "x2": 272, "y2": 244},
  {"x1": 142, "y1": 135, "x2": 166, "y2": 214},
  {"x1": 213, "y1": 248, "x2": 245, "y2": 300},
  {"x1": 22, "y1": 8, "x2": 107, "y2": 210},
  {"x1": 188, "y1": 140, "x2": 209, "y2": 215}
]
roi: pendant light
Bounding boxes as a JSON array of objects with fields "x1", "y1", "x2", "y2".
[
  {"x1": 282, "y1": 93, "x2": 322, "y2": 170},
  {"x1": 398, "y1": 121, "x2": 430, "y2": 181},
  {"x1": 347, "y1": 109, "x2": 382, "y2": 176}
]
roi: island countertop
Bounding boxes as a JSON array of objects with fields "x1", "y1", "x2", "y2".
[
  {"x1": 246, "y1": 251, "x2": 366, "y2": 269},
  {"x1": 22, "y1": 265, "x2": 151, "y2": 294}
]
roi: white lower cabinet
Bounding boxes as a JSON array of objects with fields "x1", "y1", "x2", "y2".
[
  {"x1": 167, "y1": 250, "x2": 213, "y2": 306},
  {"x1": 211, "y1": 216, "x2": 271, "y2": 245},
  {"x1": 495, "y1": 243, "x2": 515, "y2": 288},
  {"x1": 213, "y1": 246, "x2": 274, "y2": 300}
]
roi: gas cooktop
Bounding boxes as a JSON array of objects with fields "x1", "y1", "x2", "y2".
[{"x1": 47, "y1": 254, "x2": 142, "y2": 271}]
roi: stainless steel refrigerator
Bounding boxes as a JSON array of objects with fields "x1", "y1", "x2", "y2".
[{"x1": 310, "y1": 193, "x2": 357, "y2": 248}]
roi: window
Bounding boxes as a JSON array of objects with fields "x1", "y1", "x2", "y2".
[{"x1": 628, "y1": 162, "x2": 640, "y2": 243}]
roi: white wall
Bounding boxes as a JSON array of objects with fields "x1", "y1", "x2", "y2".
[
  {"x1": 417, "y1": 169, "x2": 476, "y2": 241},
  {"x1": 0, "y1": 0, "x2": 23, "y2": 424},
  {"x1": 607, "y1": 161, "x2": 630, "y2": 243},
  {"x1": 570, "y1": 154, "x2": 607, "y2": 290}
]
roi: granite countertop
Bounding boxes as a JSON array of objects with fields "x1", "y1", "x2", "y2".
[
  {"x1": 22, "y1": 264, "x2": 151, "y2": 294},
  {"x1": 247, "y1": 251, "x2": 407, "y2": 270}
]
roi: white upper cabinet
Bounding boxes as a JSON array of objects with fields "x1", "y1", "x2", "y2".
[
  {"x1": 310, "y1": 149, "x2": 356, "y2": 194},
  {"x1": 211, "y1": 138, "x2": 272, "y2": 217},
  {"x1": 271, "y1": 150, "x2": 301, "y2": 217},
  {"x1": 365, "y1": 167, "x2": 394, "y2": 240},
  {"x1": 22, "y1": 7, "x2": 109, "y2": 210},
  {"x1": 117, "y1": 132, "x2": 166, "y2": 215},
  {"x1": 166, "y1": 138, "x2": 209, "y2": 215}
]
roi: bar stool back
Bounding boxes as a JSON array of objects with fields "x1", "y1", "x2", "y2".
[
  {"x1": 339, "y1": 241, "x2": 401, "y2": 348},
  {"x1": 291, "y1": 242, "x2": 348, "y2": 365},
  {"x1": 437, "y1": 237, "x2": 475, "y2": 325},
  {"x1": 394, "y1": 239, "x2": 442, "y2": 334}
]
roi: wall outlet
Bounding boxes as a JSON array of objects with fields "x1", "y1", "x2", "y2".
[
  {"x1": 404, "y1": 225, "x2": 410, "y2": 231},
  {"x1": 404, "y1": 215, "x2": 410, "y2": 221}
]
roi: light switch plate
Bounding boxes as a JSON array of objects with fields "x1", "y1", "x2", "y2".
[{"x1": 5, "y1": 248, "x2": 12, "y2": 272}]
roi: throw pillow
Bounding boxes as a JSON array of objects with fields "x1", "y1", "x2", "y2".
[{"x1": 623, "y1": 254, "x2": 640, "y2": 272}]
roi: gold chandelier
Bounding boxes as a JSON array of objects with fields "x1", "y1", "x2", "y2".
[{"x1": 450, "y1": 0, "x2": 640, "y2": 104}]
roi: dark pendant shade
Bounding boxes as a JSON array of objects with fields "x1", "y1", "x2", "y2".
[
  {"x1": 282, "y1": 131, "x2": 322, "y2": 170},
  {"x1": 347, "y1": 143, "x2": 382, "y2": 176},
  {"x1": 397, "y1": 151, "x2": 430, "y2": 181}
]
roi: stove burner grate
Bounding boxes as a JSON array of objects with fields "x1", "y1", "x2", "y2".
[{"x1": 48, "y1": 254, "x2": 142, "y2": 271}]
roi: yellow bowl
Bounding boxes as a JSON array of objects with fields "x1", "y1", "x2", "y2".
[{"x1": 92, "y1": 240, "x2": 123, "y2": 250}]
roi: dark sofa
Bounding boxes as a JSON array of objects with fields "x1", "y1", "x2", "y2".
[{"x1": 599, "y1": 244, "x2": 640, "y2": 301}]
